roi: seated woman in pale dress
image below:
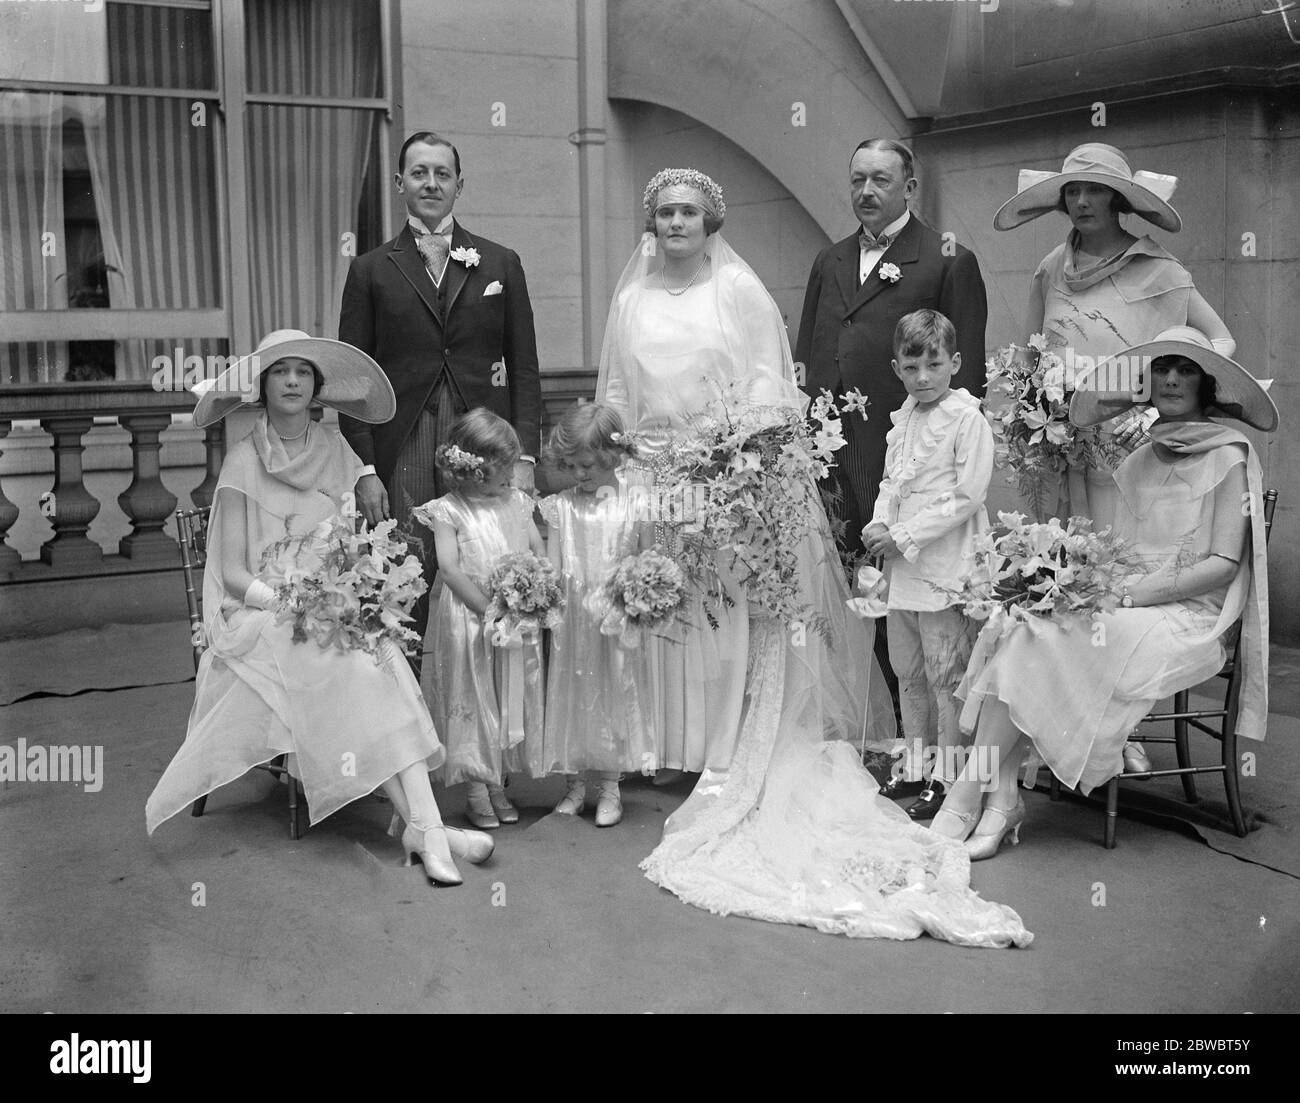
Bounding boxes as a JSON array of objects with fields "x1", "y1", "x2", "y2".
[
  {"x1": 930, "y1": 327, "x2": 1275, "y2": 859},
  {"x1": 602, "y1": 169, "x2": 1032, "y2": 947},
  {"x1": 145, "y1": 330, "x2": 492, "y2": 886}
]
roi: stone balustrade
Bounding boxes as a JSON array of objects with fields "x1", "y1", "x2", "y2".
[
  {"x1": 0, "y1": 383, "x2": 225, "y2": 580},
  {"x1": 0, "y1": 370, "x2": 598, "y2": 585}
]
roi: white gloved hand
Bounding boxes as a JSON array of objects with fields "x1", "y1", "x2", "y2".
[{"x1": 243, "y1": 579, "x2": 278, "y2": 610}]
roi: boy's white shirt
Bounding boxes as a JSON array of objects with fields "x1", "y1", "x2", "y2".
[{"x1": 870, "y1": 387, "x2": 994, "y2": 612}]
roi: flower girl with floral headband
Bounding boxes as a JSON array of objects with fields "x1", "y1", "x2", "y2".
[
  {"x1": 413, "y1": 408, "x2": 547, "y2": 830},
  {"x1": 533, "y1": 403, "x2": 664, "y2": 826}
]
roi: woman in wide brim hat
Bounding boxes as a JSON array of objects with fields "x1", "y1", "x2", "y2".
[
  {"x1": 191, "y1": 327, "x2": 396, "y2": 430},
  {"x1": 931, "y1": 326, "x2": 1274, "y2": 855},
  {"x1": 1070, "y1": 325, "x2": 1278, "y2": 433},
  {"x1": 994, "y1": 142, "x2": 1234, "y2": 531},
  {"x1": 148, "y1": 330, "x2": 493, "y2": 886}
]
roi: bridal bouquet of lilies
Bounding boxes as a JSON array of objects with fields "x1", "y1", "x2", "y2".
[
  {"x1": 939, "y1": 511, "x2": 1129, "y2": 637},
  {"x1": 983, "y1": 336, "x2": 1123, "y2": 507},
  {"x1": 632, "y1": 380, "x2": 865, "y2": 636},
  {"x1": 483, "y1": 550, "x2": 565, "y2": 647},
  {"x1": 259, "y1": 506, "x2": 427, "y2": 659},
  {"x1": 598, "y1": 546, "x2": 688, "y2": 649}
]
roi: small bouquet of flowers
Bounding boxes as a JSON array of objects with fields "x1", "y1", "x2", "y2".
[
  {"x1": 938, "y1": 511, "x2": 1129, "y2": 638},
  {"x1": 984, "y1": 336, "x2": 1123, "y2": 516},
  {"x1": 259, "y1": 507, "x2": 427, "y2": 660},
  {"x1": 598, "y1": 546, "x2": 688, "y2": 649},
  {"x1": 483, "y1": 550, "x2": 565, "y2": 647},
  {"x1": 631, "y1": 379, "x2": 867, "y2": 637}
]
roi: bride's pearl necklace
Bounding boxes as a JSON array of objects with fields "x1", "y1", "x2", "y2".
[{"x1": 661, "y1": 256, "x2": 707, "y2": 296}]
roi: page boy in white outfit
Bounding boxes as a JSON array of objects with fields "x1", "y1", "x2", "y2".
[{"x1": 863, "y1": 309, "x2": 994, "y2": 821}]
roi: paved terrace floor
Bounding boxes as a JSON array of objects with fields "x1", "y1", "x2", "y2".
[{"x1": 1, "y1": 621, "x2": 1298, "y2": 1014}]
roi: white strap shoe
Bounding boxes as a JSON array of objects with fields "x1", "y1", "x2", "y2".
[
  {"x1": 554, "y1": 779, "x2": 586, "y2": 816},
  {"x1": 594, "y1": 778, "x2": 622, "y2": 827},
  {"x1": 487, "y1": 783, "x2": 519, "y2": 824}
]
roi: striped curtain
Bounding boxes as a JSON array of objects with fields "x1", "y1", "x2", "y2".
[
  {"x1": 0, "y1": 4, "x2": 219, "y2": 383},
  {"x1": 98, "y1": 2, "x2": 221, "y2": 378},
  {"x1": 243, "y1": 0, "x2": 382, "y2": 340},
  {"x1": 0, "y1": 1, "x2": 380, "y2": 379}
]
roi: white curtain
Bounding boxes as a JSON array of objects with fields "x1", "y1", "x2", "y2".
[{"x1": 0, "y1": 0, "x2": 105, "y2": 383}]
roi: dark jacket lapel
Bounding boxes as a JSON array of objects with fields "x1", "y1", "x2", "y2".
[
  {"x1": 832, "y1": 233, "x2": 860, "y2": 317},
  {"x1": 844, "y1": 214, "x2": 924, "y2": 318},
  {"x1": 387, "y1": 225, "x2": 443, "y2": 330},
  {"x1": 443, "y1": 221, "x2": 474, "y2": 318}
]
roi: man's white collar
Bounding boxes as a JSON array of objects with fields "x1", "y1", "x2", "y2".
[
  {"x1": 861, "y1": 210, "x2": 910, "y2": 245},
  {"x1": 408, "y1": 214, "x2": 454, "y2": 236}
]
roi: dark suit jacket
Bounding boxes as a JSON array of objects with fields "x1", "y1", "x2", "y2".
[
  {"x1": 338, "y1": 220, "x2": 541, "y2": 483},
  {"x1": 793, "y1": 215, "x2": 987, "y2": 505}
]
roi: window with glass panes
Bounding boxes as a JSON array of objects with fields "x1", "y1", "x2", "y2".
[{"x1": 0, "y1": 0, "x2": 398, "y2": 387}]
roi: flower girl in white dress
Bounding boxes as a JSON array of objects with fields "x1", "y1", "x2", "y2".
[
  {"x1": 414, "y1": 409, "x2": 546, "y2": 830},
  {"x1": 534, "y1": 403, "x2": 655, "y2": 826}
]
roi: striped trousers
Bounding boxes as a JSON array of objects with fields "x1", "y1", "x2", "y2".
[{"x1": 391, "y1": 375, "x2": 467, "y2": 649}]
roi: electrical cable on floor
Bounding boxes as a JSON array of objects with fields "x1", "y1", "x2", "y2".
[{"x1": 1, "y1": 675, "x2": 197, "y2": 706}]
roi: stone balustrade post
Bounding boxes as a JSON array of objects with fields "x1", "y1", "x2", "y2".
[
  {"x1": 38, "y1": 416, "x2": 103, "y2": 568},
  {"x1": 0, "y1": 420, "x2": 21, "y2": 578},
  {"x1": 117, "y1": 413, "x2": 179, "y2": 561},
  {"x1": 192, "y1": 421, "x2": 225, "y2": 509}
]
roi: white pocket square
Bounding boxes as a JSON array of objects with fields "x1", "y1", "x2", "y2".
[{"x1": 483, "y1": 281, "x2": 504, "y2": 296}]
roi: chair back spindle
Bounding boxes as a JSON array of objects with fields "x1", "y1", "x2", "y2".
[{"x1": 175, "y1": 507, "x2": 211, "y2": 672}]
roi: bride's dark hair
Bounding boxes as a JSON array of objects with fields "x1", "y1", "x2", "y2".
[
  {"x1": 644, "y1": 208, "x2": 724, "y2": 236},
  {"x1": 642, "y1": 168, "x2": 726, "y2": 235}
]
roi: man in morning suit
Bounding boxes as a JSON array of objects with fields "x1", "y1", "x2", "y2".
[
  {"x1": 339, "y1": 131, "x2": 542, "y2": 648},
  {"x1": 794, "y1": 138, "x2": 987, "y2": 815},
  {"x1": 794, "y1": 138, "x2": 987, "y2": 551}
]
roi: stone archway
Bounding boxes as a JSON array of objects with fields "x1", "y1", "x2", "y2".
[{"x1": 608, "y1": 0, "x2": 907, "y2": 239}]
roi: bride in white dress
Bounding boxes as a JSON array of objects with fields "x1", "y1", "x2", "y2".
[{"x1": 599, "y1": 168, "x2": 1032, "y2": 947}]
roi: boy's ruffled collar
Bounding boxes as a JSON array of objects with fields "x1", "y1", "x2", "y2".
[{"x1": 886, "y1": 388, "x2": 980, "y2": 486}]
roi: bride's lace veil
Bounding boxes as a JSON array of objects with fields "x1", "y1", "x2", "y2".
[
  {"x1": 595, "y1": 229, "x2": 808, "y2": 426},
  {"x1": 594, "y1": 176, "x2": 895, "y2": 755}
]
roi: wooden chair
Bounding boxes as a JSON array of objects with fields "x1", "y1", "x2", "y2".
[
  {"x1": 1050, "y1": 488, "x2": 1278, "y2": 848},
  {"x1": 176, "y1": 507, "x2": 304, "y2": 839}
]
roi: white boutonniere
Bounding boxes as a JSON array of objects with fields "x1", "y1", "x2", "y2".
[
  {"x1": 450, "y1": 246, "x2": 481, "y2": 268},
  {"x1": 879, "y1": 262, "x2": 902, "y2": 284}
]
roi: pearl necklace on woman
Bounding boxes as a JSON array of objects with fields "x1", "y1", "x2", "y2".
[
  {"x1": 661, "y1": 256, "x2": 707, "y2": 296},
  {"x1": 274, "y1": 422, "x2": 309, "y2": 442}
]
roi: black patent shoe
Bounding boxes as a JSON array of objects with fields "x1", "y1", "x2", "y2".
[
  {"x1": 905, "y1": 780, "x2": 947, "y2": 821},
  {"x1": 879, "y1": 775, "x2": 927, "y2": 801}
]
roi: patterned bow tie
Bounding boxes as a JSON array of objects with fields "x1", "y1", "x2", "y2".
[
  {"x1": 861, "y1": 230, "x2": 892, "y2": 251},
  {"x1": 414, "y1": 227, "x2": 451, "y2": 274}
]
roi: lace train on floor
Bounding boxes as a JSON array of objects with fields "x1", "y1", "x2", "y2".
[{"x1": 642, "y1": 620, "x2": 1033, "y2": 949}]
